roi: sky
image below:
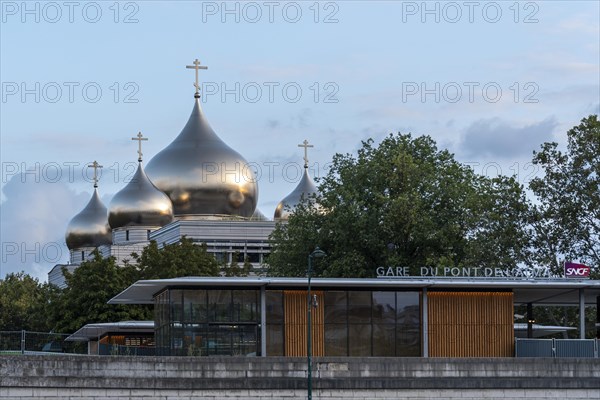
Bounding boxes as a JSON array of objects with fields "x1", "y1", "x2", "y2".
[{"x1": 1, "y1": 0, "x2": 599, "y2": 281}]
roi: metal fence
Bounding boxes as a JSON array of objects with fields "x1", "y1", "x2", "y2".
[
  {"x1": 515, "y1": 338, "x2": 599, "y2": 358},
  {"x1": 0, "y1": 330, "x2": 86, "y2": 355}
]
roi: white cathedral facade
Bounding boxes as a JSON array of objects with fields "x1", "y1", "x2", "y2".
[{"x1": 48, "y1": 59, "x2": 319, "y2": 288}]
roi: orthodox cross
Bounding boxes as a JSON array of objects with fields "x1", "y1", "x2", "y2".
[
  {"x1": 186, "y1": 58, "x2": 208, "y2": 97},
  {"x1": 132, "y1": 131, "x2": 148, "y2": 162},
  {"x1": 298, "y1": 139, "x2": 314, "y2": 168},
  {"x1": 88, "y1": 160, "x2": 103, "y2": 188}
]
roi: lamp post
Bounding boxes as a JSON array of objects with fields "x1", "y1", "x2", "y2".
[{"x1": 307, "y1": 247, "x2": 326, "y2": 400}]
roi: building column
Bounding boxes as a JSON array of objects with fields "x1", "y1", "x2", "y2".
[
  {"x1": 261, "y1": 286, "x2": 267, "y2": 357},
  {"x1": 579, "y1": 289, "x2": 585, "y2": 339},
  {"x1": 422, "y1": 288, "x2": 428, "y2": 358}
]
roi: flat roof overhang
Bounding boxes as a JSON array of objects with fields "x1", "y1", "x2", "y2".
[
  {"x1": 108, "y1": 277, "x2": 600, "y2": 306},
  {"x1": 65, "y1": 321, "x2": 155, "y2": 342}
]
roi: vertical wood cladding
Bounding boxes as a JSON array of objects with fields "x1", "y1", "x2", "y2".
[
  {"x1": 283, "y1": 290, "x2": 324, "y2": 356},
  {"x1": 428, "y1": 291, "x2": 514, "y2": 357}
]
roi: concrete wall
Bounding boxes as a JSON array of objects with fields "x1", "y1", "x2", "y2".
[{"x1": 1, "y1": 356, "x2": 599, "y2": 400}]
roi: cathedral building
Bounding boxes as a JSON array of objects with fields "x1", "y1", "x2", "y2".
[{"x1": 49, "y1": 59, "x2": 319, "y2": 287}]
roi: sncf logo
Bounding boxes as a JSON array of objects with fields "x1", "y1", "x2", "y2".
[{"x1": 564, "y1": 262, "x2": 590, "y2": 278}]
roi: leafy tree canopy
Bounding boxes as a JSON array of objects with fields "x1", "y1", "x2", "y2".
[
  {"x1": 0, "y1": 272, "x2": 57, "y2": 331},
  {"x1": 268, "y1": 133, "x2": 531, "y2": 277},
  {"x1": 529, "y1": 115, "x2": 599, "y2": 276},
  {"x1": 55, "y1": 251, "x2": 148, "y2": 333},
  {"x1": 131, "y1": 237, "x2": 220, "y2": 280}
]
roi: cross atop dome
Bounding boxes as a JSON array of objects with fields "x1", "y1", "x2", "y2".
[
  {"x1": 298, "y1": 139, "x2": 314, "y2": 168},
  {"x1": 186, "y1": 58, "x2": 208, "y2": 98},
  {"x1": 132, "y1": 131, "x2": 148, "y2": 162},
  {"x1": 88, "y1": 160, "x2": 103, "y2": 188}
]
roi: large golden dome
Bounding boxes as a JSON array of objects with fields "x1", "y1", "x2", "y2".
[
  {"x1": 145, "y1": 97, "x2": 258, "y2": 218},
  {"x1": 108, "y1": 161, "x2": 174, "y2": 229},
  {"x1": 273, "y1": 167, "x2": 319, "y2": 221},
  {"x1": 65, "y1": 188, "x2": 111, "y2": 250}
]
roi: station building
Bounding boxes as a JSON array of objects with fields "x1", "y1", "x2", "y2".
[{"x1": 107, "y1": 276, "x2": 600, "y2": 358}]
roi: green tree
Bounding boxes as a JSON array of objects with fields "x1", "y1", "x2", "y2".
[
  {"x1": 0, "y1": 272, "x2": 54, "y2": 331},
  {"x1": 222, "y1": 252, "x2": 253, "y2": 277},
  {"x1": 463, "y1": 175, "x2": 532, "y2": 271},
  {"x1": 56, "y1": 251, "x2": 148, "y2": 333},
  {"x1": 268, "y1": 133, "x2": 530, "y2": 277},
  {"x1": 529, "y1": 115, "x2": 599, "y2": 276},
  {"x1": 134, "y1": 237, "x2": 220, "y2": 280}
]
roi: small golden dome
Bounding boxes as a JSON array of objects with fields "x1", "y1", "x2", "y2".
[
  {"x1": 65, "y1": 188, "x2": 111, "y2": 250},
  {"x1": 274, "y1": 167, "x2": 319, "y2": 221}
]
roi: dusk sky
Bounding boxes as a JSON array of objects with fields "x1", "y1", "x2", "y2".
[{"x1": 1, "y1": 1, "x2": 599, "y2": 280}]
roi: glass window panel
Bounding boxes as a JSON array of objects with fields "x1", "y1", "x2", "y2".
[
  {"x1": 325, "y1": 324, "x2": 348, "y2": 356},
  {"x1": 247, "y1": 252, "x2": 260, "y2": 263},
  {"x1": 266, "y1": 291, "x2": 284, "y2": 324},
  {"x1": 396, "y1": 291, "x2": 421, "y2": 357},
  {"x1": 206, "y1": 325, "x2": 232, "y2": 356},
  {"x1": 183, "y1": 323, "x2": 205, "y2": 356},
  {"x1": 266, "y1": 324, "x2": 284, "y2": 356},
  {"x1": 183, "y1": 290, "x2": 207, "y2": 323},
  {"x1": 397, "y1": 325, "x2": 421, "y2": 356},
  {"x1": 348, "y1": 291, "x2": 371, "y2": 323},
  {"x1": 324, "y1": 291, "x2": 347, "y2": 324},
  {"x1": 396, "y1": 292, "x2": 420, "y2": 325},
  {"x1": 234, "y1": 325, "x2": 258, "y2": 356},
  {"x1": 209, "y1": 290, "x2": 232, "y2": 322},
  {"x1": 170, "y1": 290, "x2": 183, "y2": 323},
  {"x1": 348, "y1": 324, "x2": 371, "y2": 356},
  {"x1": 233, "y1": 290, "x2": 259, "y2": 322},
  {"x1": 372, "y1": 324, "x2": 395, "y2": 357},
  {"x1": 372, "y1": 291, "x2": 396, "y2": 324}
]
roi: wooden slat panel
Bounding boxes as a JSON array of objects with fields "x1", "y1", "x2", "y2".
[
  {"x1": 283, "y1": 290, "x2": 324, "y2": 356},
  {"x1": 428, "y1": 291, "x2": 513, "y2": 357}
]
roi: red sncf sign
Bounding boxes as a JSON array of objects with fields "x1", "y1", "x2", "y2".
[{"x1": 564, "y1": 262, "x2": 590, "y2": 278}]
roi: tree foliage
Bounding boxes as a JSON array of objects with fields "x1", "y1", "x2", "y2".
[
  {"x1": 529, "y1": 115, "x2": 600, "y2": 276},
  {"x1": 56, "y1": 251, "x2": 148, "y2": 333},
  {"x1": 268, "y1": 133, "x2": 531, "y2": 277},
  {"x1": 132, "y1": 237, "x2": 220, "y2": 279},
  {"x1": 1, "y1": 237, "x2": 221, "y2": 333},
  {"x1": 221, "y1": 252, "x2": 253, "y2": 277},
  {"x1": 0, "y1": 272, "x2": 56, "y2": 331}
]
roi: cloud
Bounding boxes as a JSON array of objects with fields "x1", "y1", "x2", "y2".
[
  {"x1": 0, "y1": 174, "x2": 91, "y2": 281},
  {"x1": 459, "y1": 117, "x2": 558, "y2": 159}
]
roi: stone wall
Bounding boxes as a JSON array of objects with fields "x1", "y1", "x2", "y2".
[{"x1": 1, "y1": 356, "x2": 599, "y2": 400}]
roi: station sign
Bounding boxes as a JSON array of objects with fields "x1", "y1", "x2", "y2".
[{"x1": 564, "y1": 262, "x2": 590, "y2": 279}]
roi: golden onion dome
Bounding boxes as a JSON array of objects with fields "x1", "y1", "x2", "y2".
[
  {"x1": 65, "y1": 188, "x2": 111, "y2": 250},
  {"x1": 145, "y1": 97, "x2": 258, "y2": 218},
  {"x1": 273, "y1": 167, "x2": 319, "y2": 221},
  {"x1": 108, "y1": 161, "x2": 174, "y2": 229}
]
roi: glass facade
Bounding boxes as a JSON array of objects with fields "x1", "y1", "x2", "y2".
[
  {"x1": 155, "y1": 288, "x2": 261, "y2": 356},
  {"x1": 323, "y1": 290, "x2": 421, "y2": 357},
  {"x1": 155, "y1": 287, "x2": 420, "y2": 357}
]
